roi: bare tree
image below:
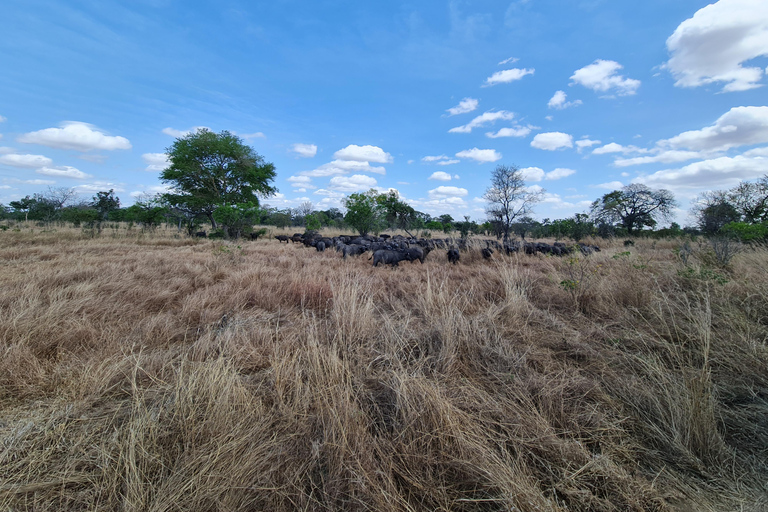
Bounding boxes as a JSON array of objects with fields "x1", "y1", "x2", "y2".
[
  {"x1": 297, "y1": 201, "x2": 314, "y2": 218},
  {"x1": 484, "y1": 165, "x2": 543, "y2": 241}
]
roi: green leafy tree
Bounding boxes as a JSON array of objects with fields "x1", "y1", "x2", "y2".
[
  {"x1": 212, "y1": 202, "x2": 262, "y2": 239},
  {"x1": 305, "y1": 213, "x2": 322, "y2": 231},
  {"x1": 591, "y1": 184, "x2": 676, "y2": 234},
  {"x1": 343, "y1": 189, "x2": 383, "y2": 236},
  {"x1": 9, "y1": 196, "x2": 35, "y2": 222},
  {"x1": 91, "y1": 189, "x2": 121, "y2": 221},
  {"x1": 377, "y1": 190, "x2": 417, "y2": 236},
  {"x1": 161, "y1": 129, "x2": 276, "y2": 232}
]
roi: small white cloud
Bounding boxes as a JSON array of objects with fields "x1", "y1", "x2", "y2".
[
  {"x1": 429, "y1": 171, "x2": 453, "y2": 181},
  {"x1": 575, "y1": 138, "x2": 601, "y2": 152},
  {"x1": 129, "y1": 185, "x2": 171, "y2": 197},
  {"x1": 162, "y1": 126, "x2": 211, "y2": 138},
  {"x1": 240, "y1": 132, "x2": 265, "y2": 140},
  {"x1": 428, "y1": 186, "x2": 468, "y2": 198},
  {"x1": 422, "y1": 155, "x2": 449, "y2": 162},
  {"x1": 531, "y1": 132, "x2": 573, "y2": 150},
  {"x1": 73, "y1": 181, "x2": 125, "y2": 193},
  {"x1": 446, "y1": 98, "x2": 479, "y2": 116},
  {"x1": 548, "y1": 90, "x2": 583, "y2": 109},
  {"x1": 484, "y1": 68, "x2": 535, "y2": 86},
  {"x1": 455, "y1": 147, "x2": 502, "y2": 163},
  {"x1": 486, "y1": 126, "x2": 532, "y2": 138},
  {"x1": 301, "y1": 159, "x2": 386, "y2": 177},
  {"x1": 520, "y1": 167, "x2": 545, "y2": 182},
  {"x1": 570, "y1": 60, "x2": 641, "y2": 96},
  {"x1": 437, "y1": 159, "x2": 460, "y2": 166},
  {"x1": 290, "y1": 143, "x2": 317, "y2": 158},
  {"x1": 333, "y1": 144, "x2": 392, "y2": 163},
  {"x1": 545, "y1": 115, "x2": 553, "y2": 121},
  {"x1": 545, "y1": 168, "x2": 576, "y2": 180},
  {"x1": 286, "y1": 175, "x2": 317, "y2": 189},
  {"x1": 19, "y1": 122, "x2": 131, "y2": 151},
  {"x1": 328, "y1": 174, "x2": 378, "y2": 192},
  {"x1": 19, "y1": 179, "x2": 56, "y2": 185},
  {"x1": 592, "y1": 142, "x2": 649, "y2": 155},
  {"x1": 595, "y1": 181, "x2": 625, "y2": 190},
  {"x1": 665, "y1": 0, "x2": 768, "y2": 92},
  {"x1": 0, "y1": 153, "x2": 53, "y2": 168},
  {"x1": 36, "y1": 166, "x2": 91, "y2": 179},
  {"x1": 449, "y1": 110, "x2": 516, "y2": 134},
  {"x1": 498, "y1": 56, "x2": 519, "y2": 65},
  {"x1": 142, "y1": 153, "x2": 170, "y2": 172}
]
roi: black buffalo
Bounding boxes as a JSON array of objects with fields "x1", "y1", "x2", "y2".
[
  {"x1": 372, "y1": 250, "x2": 413, "y2": 267},
  {"x1": 447, "y1": 248, "x2": 460, "y2": 264}
]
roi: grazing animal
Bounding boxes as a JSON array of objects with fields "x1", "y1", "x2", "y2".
[
  {"x1": 275, "y1": 235, "x2": 290, "y2": 243},
  {"x1": 372, "y1": 250, "x2": 413, "y2": 267},
  {"x1": 342, "y1": 244, "x2": 366, "y2": 259},
  {"x1": 249, "y1": 232, "x2": 262, "y2": 241},
  {"x1": 316, "y1": 241, "x2": 326, "y2": 252},
  {"x1": 482, "y1": 247, "x2": 493, "y2": 259},
  {"x1": 447, "y1": 247, "x2": 460, "y2": 265},
  {"x1": 195, "y1": 231, "x2": 207, "y2": 238},
  {"x1": 405, "y1": 246, "x2": 431, "y2": 264}
]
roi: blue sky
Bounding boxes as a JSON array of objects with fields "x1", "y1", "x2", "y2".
[{"x1": 1, "y1": 0, "x2": 767, "y2": 224}]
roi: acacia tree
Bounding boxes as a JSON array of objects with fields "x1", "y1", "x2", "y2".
[
  {"x1": 91, "y1": 189, "x2": 121, "y2": 221},
  {"x1": 342, "y1": 189, "x2": 383, "y2": 236},
  {"x1": 591, "y1": 184, "x2": 676, "y2": 234},
  {"x1": 484, "y1": 164, "x2": 543, "y2": 241},
  {"x1": 377, "y1": 190, "x2": 417, "y2": 236},
  {"x1": 161, "y1": 129, "x2": 276, "y2": 236}
]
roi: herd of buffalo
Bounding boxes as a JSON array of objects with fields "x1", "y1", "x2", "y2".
[{"x1": 271, "y1": 232, "x2": 601, "y2": 267}]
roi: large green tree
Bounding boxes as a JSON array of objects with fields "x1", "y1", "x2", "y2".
[
  {"x1": 160, "y1": 129, "x2": 276, "y2": 234},
  {"x1": 591, "y1": 184, "x2": 676, "y2": 234},
  {"x1": 343, "y1": 189, "x2": 382, "y2": 236}
]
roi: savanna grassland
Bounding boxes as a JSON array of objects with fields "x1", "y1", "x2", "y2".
[{"x1": 1, "y1": 224, "x2": 767, "y2": 511}]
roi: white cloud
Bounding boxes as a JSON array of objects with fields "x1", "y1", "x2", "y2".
[
  {"x1": 596, "y1": 181, "x2": 625, "y2": 190},
  {"x1": 449, "y1": 110, "x2": 515, "y2": 133},
  {"x1": 162, "y1": 126, "x2": 211, "y2": 138},
  {"x1": 614, "y1": 150, "x2": 703, "y2": 167},
  {"x1": 0, "y1": 147, "x2": 15, "y2": 154},
  {"x1": 548, "y1": 90, "x2": 582, "y2": 109},
  {"x1": 484, "y1": 68, "x2": 535, "y2": 86},
  {"x1": 429, "y1": 171, "x2": 453, "y2": 181},
  {"x1": 287, "y1": 175, "x2": 317, "y2": 189},
  {"x1": 634, "y1": 154, "x2": 768, "y2": 191},
  {"x1": 498, "y1": 56, "x2": 519, "y2": 65},
  {"x1": 575, "y1": 138, "x2": 601, "y2": 152},
  {"x1": 19, "y1": 122, "x2": 131, "y2": 151},
  {"x1": 18, "y1": 179, "x2": 56, "y2": 185},
  {"x1": 437, "y1": 159, "x2": 460, "y2": 166},
  {"x1": 240, "y1": 132, "x2": 265, "y2": 140},
  {"x1": 129, "y1": 185, "x2": 171, "y2": 198},
  {"x1": 592, "y1": 142, "x2": 649, "y2": 155},
  {"x1": 0, "y1": 153, "x2": 53, "y2": 168},
  {"x1": 486, "y1": 126, "x2": 532, "y2": 138},
  {"x1": 520, "y1": 167, "x2": 545, "y2": 182},
  {"x1": 744, "y1": 146, "x2": 768, "y2": 157},
  {"x1": 446, "y1": 98, "x2": 479, "y2": 116},
  {"x1": 333, "y1": 144, "x2": 392, "y2": 163},
  {"x1": 570, "y1": 60, "x2": 641, "y2": 96},
  {"x1": 665, "y1": 0, "x2": 768, "y2": 92},
  {"x1": 455, "y1": 147, "x2": 502, "y2": 163},
  {"x1": 428, "y1": 186, "x2": 468, "y2": 198},
  {"x1": 545, "y1": 168, "x2": 576, "y2": 180},
  {"x1": 423, "y1": 155, "x2": 460, "y2": 165},
  {"x1": 660, "y1": 106, "x2": 768, "y2": 152},
  {"x1": 290, "y1": 143, "x2": 317, "y2": 158},
  {"x1": 531, "y1": 132, "x2": 573, "y2": 150},
  {"x1": 73, "y1": 181, "x2": 125, "y2": 193},
  {"x1": 142, "y1": 153, "x2": 170, "y2": 172},
  {"x1": 328, "y1": 174, "x2": 378, "y2": 192},
  {"x1": 36, "y1": 166, "x2": 90, "y2": 179},
  {"x1": 301, "y1": 159, "x2": 386, "y2": 177}
]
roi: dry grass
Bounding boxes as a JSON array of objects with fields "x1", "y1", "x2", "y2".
[{"x1": 1, "y1": 225, "x2": 767, "y2": 511}]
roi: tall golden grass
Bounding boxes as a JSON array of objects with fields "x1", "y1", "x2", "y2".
[{"x1": 0, "y1": 224, "x2": 767, "y2": 511}]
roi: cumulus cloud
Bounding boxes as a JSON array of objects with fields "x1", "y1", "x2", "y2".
[
  {"x1": 162, "y1": 126, "x2": 211, "y2": 138},
  {"x1": 291, "y1": 143, "x2": 317, "y2": 158},
  {"x1": 333, "y1": 144, "x2": 392, "y2": 163},
  {"x1": 665, "y1": 0, "x2": 768, "y2": 92},
  {"x1": 446, "y1": 98, "x2": 479, "y2": 116},
  {"x1": 634, "y1": 154, "x2": 768, "y2": 191},
  {"x1": 429, "y1": 171, "x2": 453, "y2": 181},
  {"x1": 428, "y1": 186, "x2": 468, "y2": 198},
  {"x1": 548, "y1": 90, "x2": 582, "y2": 109},
  {"x1": 531, "y1": 132, "x2": 573, "y2": 150},
  {"x1": 592, "y1": 142, "x2": 649, "y2": 155},
  {"x1": 36, "y1": 166, "x2": 90, "y2": 179},
  {"x1": 484, "y1": 68, "x2": 535, "y2": 86},
  {"x1": 328, "y1": 174, "x2": 378, "y2": 192},
  {"x1": 240, "y1": 132, "x2": 265, "y2": 140},
  {"x1": 575, "y1": 138, "x2": 601, "y2": 152},
  {"x1": 0, "y1": 153, "x2": 53, "y2": 168},
  {"x1": 142, "y1": 153, "x2": 170, "y2": 172},
  {"x1": 614, "y1": 150, "x2": 703, "y2": 167},
  {"x1": 301, "y1": 159, "x2": 386, "y2": 177},
  {"x1": 521, "y1": 167, "x2": 545, "y2": 181},
  {"x1": 545, "y1": 168, "x2": 576, "y2": 180},
  {"x1": 0, "y1": 147, "x2": 14, "y2": 154},
  {"x1": 73, "y1": 181, "x2": 125, "y2": 193},
  {"x1": 659, "y1": 106, "x2": 768, "y2": 152},
  {"x1": 287, "y1": 175, "x2": 317, "y2": 189},
  {"x1": 449, "y1": 110, "x2": 515, "y2": 133},
  {"x1": 744, "y1": 146, "x2": 768, "y2": 157},
  {"x1": 485, "y1": 126, "x2": 533, "y2": 138},
  {"x1": 422, "y1": 155, "x2": 460, "y2": 165},
  {"x1": 455, "y1": 147, "x2": 502, "y2": 163},
  {"x1": 570, "y1": 60, "x2": 641, "y2": 96},
  {"x1": 19, "y1": 122, "x2": 132, "y2": 151}
]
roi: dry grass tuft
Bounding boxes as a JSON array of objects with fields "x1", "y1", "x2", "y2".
[{"x1": 1, "y1": 229, "x2": 767, "y2": 510}]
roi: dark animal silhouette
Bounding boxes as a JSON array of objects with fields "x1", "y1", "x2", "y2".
[
  {"x1": 447, "y1": 248, "x2": 460, "y2": 264},
  {"x1": 372, "y1": 250, "x2": 412, "y2": 267}
]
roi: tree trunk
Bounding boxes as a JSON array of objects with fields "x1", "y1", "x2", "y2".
[{"x1": 207, "y1": 213, "x2": 217, "y2": 230}]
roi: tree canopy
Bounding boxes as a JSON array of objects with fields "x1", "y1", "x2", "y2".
[
  {"x1": 484, "y1": 164, "x2": 543, "y2": 241},
  {"x1": 160, "y1": 129, "x2": 276, "y2": 236},
  {"x1": 591, "y1": 184, "x2": 676, "y2": 234}
]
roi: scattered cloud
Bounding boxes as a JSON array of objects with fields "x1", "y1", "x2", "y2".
[
  {"x1": 665, "y1": 0, "x2": 768, "y2": 92},
  {"x1": 333, "y1": 144, "x2": 392, "y2": 163},
  {"x1": 73, "y1": 181, "x2": 125, "y2": 193},
  {"x1": 521, "y1": 167, "x2": 545, "y2": 181},
  {"x1": 531, "y1": 132, "x2": 573, "y2": 150},
  {"x1": 428, "y1": 171, "x2": 453, "y2": 181},
  {"x1": 422, "y1": 155, "x2": 460, "y2": 165},
  {"x1": 0, "y1": 153, "x2": 53, "y2": 168},
  {"x1": 142, "y1": 153, "x2": 170, "y2": 172},
  {"x1": 446, "y1": 97, "x2": 479, "y2": 116},
  {"x1": 592, "y1": 142, "x2": 648, "y2": 155},
  {"x1": 498, "y1": 56, "x2": 519, "y2": 65},
  {"x1": 614, "y1": 150, "x2": 703, "y2": 167},
  {"x1": 19, "y1": 122, "x2": 132, "y2": 151},
  {"x1": 428, "y1": 186, "x2": 468, "y2": 198},
  {"x1": 449, "y1": 110, "x2": 515, "y2": 133},
  {"x1": 634, "y1": 154, "x2": 768, "y2": 191},
  {"x1": 240, "y1": 132, "x2": 265, "y2": 140},
  {"x1": 575, "y1": 138, "x2": 601, "y2": 152},
  {"x1": 327, "y1": 174, "x2": 378, "y2": 192},
  {"x1": 162, "y1": 126, "x2": 211, "y2": 138},
  {"x1": 290, "y1": 143, "x2": 317, "y2": 158},
  {"x1": 659, "y1": 106, "x2": 768, "y2": 152},
  {"x1": 16, "y1": 179, "x2": 56, "y2": 185},
  {"x1": 301, "y1": 159, "x2": 386, "y2": 177},
  {"x1": 36, "y1": 166, "x2": 90, "y2": 179},
  {"x1": 486, "y1": 126, "x2": 533, "y2": 138},
  {"x1": 129, "y1": 185, "x2": 171, "y2": 198},
  {"x1": 570, "y1": 60, "x2": 641, "y2": 96},
  {"x1": 545, "y1": 168, "x2": 577, "y2": 180},
  {"x1": 455, "y1": 147, "x2": 502, "y2": 163},
  {"x1": 0, "y1": 147, "x2": 15, "y2": 154},
  {"x1": 596, "y1": 181, "x2": 625, "y2": 190},
  {"x1": 484, "y1": 68, "x2": 534, "y2": 86},
  {"x1": 548, "y1": 90, "x2": 582, "y2": 109}
]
